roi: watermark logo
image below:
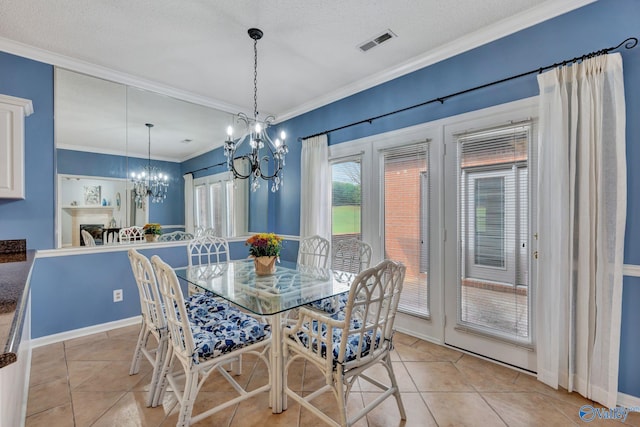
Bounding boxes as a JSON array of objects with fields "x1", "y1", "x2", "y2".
[{"x1": 579, "y1": 405, "x2": 640, "y2": 423}]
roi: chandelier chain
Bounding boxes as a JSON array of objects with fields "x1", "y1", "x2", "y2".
[
  {"x1": 147, "y1": 124, "x2": 152, "y2": 171},
  {"x1": 253, "y1": 37, "x2": 258, "y2": 119}
]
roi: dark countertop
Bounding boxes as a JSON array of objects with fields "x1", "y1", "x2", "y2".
[{"x1": 0, "y1": 250, "x2": 35, "y2": 368}]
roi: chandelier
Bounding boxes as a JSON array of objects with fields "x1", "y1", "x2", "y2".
[
  {"x1": 131, "y1": 123, "x2": 169, "y2": 204},
  {"x1": 224, "y1": 28, "x2": 288, "y2": 193}
]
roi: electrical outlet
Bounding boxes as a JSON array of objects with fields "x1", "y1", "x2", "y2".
[{"x1": 113, "y1": 289, "x2": 123, "y2": 302}]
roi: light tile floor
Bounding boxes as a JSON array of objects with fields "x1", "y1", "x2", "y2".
[{"x1": 26, "y1": 324, "x2": 639, "y2": 426}]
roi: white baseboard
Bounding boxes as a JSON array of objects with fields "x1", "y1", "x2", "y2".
[
  {"x1": 618, "y1": 392, "x2": 640, "y2": 409},
  {"x1": 31, "y1": 316, "x2": 141, "y2": 348},
  {"x1": 393, "y1": 325, "x2": 441, "y2": 345}
]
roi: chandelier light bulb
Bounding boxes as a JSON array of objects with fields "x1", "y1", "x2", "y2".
[
  {"x1": 280, "y1": 131, "x2": 286, "y2": 140},
  {"x1": 255, "y1": 122, "x2": 262, "y2": 133},
  {"x1": 227, "y1": 126, "x2": 233, "y2": 137}
]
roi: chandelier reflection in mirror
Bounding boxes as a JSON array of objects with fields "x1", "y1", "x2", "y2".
[
  {"x1": 131, "y1": 123, "x2": 169, "y2": 204},
  {"x1": 224, "y1": 28, "x2": 288, "y2": 193}
]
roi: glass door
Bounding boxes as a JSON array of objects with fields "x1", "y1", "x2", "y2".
[
  {"x1": 382, "y1": 143, "x2": 430, "y2": 318},
  {"x1": 444, "y1": 122, "x2": 536, "y2": 371}
]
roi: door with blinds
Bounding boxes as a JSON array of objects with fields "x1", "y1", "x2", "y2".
[
  {"x1": 382, "y1": 143, "x2": 430, "y2": 318},
  {"x1": 444, "y1": 120, "x2": 536, "y2": 371}
]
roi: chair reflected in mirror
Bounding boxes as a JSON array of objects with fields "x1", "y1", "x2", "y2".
[
  {"x1": 194, "y1": 227, "x2": 217, "y2": 238},
  {"x1": 119, "y1": 226, "x2": 145, "y2": 243},
  {"x1": 80, "y1": 229, "x2": 96, "y2": 247},
  {"x1": 158, "y1": 231, "x2": 194, "y2": 242}
]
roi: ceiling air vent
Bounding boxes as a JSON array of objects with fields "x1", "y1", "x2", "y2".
[{"x1": 358, "y1": 29, "x2": 397, "y2": 52}]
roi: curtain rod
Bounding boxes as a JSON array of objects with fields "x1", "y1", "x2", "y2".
[
  {"x1": 299, "y1": 36, "x2": 638, "y2": 141},
  {"x1": 184, "y1": 161, "x2": 226, "y2": 176}
]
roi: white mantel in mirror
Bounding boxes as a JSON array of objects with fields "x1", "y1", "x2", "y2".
[
  {"x1": 63, "y1": 206, "x2": 113, "y2": 246},
  {"x1": 58, "y1": 175, "x2": 132, "y2": 247}
]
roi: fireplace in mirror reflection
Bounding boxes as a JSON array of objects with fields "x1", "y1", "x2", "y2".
[{"x1": 79, "y1": 224, "x2": 104, "y2": 246}]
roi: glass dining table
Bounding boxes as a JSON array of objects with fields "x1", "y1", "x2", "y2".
[{"x1": 174, "y1": 258, "x2": 356, "y2": 413}]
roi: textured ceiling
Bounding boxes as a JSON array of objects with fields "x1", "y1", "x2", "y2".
[{"x1": 0, "y1": 0, "x2": 590, "y2": 160}]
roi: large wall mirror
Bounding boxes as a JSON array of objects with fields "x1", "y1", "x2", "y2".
[{"x1": 54, "y1": 68, "x2": 265, "y2": 249}]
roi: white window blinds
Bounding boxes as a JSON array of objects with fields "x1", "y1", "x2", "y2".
[
  {"x1": 383, "y1": 142, "x2": 430, "y2": 318},
  {"x1": 456, "y1": 122, "x2": 533, "y2": 343}
]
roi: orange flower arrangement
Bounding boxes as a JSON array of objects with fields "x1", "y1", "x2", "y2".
[{"x1": 245, "y1": 233, "x2": 283, "y2": 258}]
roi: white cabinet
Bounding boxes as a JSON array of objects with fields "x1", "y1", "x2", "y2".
[{"x1": 0, "y1": 94, "x2": 33, "y2": 199}]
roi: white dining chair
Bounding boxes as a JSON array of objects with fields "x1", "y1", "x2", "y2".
[
  {"x1": 283, "y1": 259, "x2": 407, "y2": 427},
  {"x1": 127, "y1": 249, "x2": 168, "y2": 407},
  {"x1": 332, "y1": 238, "x2": 372, "y2": 274},
  {"x1": 187, "y1": 235, "x2": 230, "y2": 266},
  {"x1": 157, "y1": 231, "x2": 193, "y2": 242},
  {"x1": 193, "y1": 226, "x2": 216, "y2": 238},
  {"x1": 80, "y1": 229, "x2": 96, "y2": 246},
  {"x1": 151, "y1": 255, "x2": 272, "y2": 427},
  {"x1": 297, "y1": 235, "x2": 330, "y2": 268},
  {"x1": 103, "y1": 230, "x2": 118, "y2": 245},
  {"x1": 128, "y1": 248, "x2": 245, "y2": 407},
  {"x1": 119, "y1": 226, "x2": 145, "y2": 243},
  {"x1": 309, "y1": 238, "x2": 372, "y2": 314}
]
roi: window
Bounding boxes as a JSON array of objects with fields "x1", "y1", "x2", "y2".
[
  {"x1": 331, "y1": 159, "x2": 362, "y2": 247},
  {"x1": 473, "y1": 175, "x2": 506, "y2": 268},
  {"x1": 193, "y1": 170, "x2": 246, "y2": 237}
]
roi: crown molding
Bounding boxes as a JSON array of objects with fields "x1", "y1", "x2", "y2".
[
  {"x1": 0, "y1": 36, "x2": 245, "y2": 114},
  {"x1": 0, "y1": 0, "x2": 596, "y2": 125},
  {"x1": 56, "y1": 143, "x2": 181, "y2": 163},
  {"x1": 275, "y1": 0, "x2": 597, "y2": 123}
]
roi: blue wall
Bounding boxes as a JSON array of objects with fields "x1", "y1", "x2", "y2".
[
  {"x1": 58, "y1": 148, "x2": 184, "y2": 226},
  {"x1": 263, "y1": 0, "x2": 639, "y2": 397},
  {"x1": 30, "y1": 246, "x2": 188, "y2": 337},
  {"x1": 1, "y1": 0, "x2": 638, "y2": 399},
  {"x1": 271, "y1": 0, "x2": 640, "y2": 242},
  {"x1": 30, "y1": 239, "x2": 298, "y2": 337},
  {"x1": 0, "y1": 52, "x2": 54, "y2": 250}
]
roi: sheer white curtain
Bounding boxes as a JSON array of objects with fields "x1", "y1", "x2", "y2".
[
  {"x1": 536, "y1": 53, "x2": 626, "y2": 408},
  {"x1": 300, "y1": 134, "x2": 330, "y2": 240},
  {"x1": 183, "y1": 173, "x2": 194, "y2": 234}
]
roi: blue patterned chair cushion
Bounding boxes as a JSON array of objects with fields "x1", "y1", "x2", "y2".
[
  {"x1": 185, "y1": 292, "x2": 240, "y2": 326},
  {"x1": 191, "y1": 310, "x2": 271, "y2": 362},
  {"x1": 158, "y1": 294, "x2": 236, "y2": 331},
  {"x1": 307, "y1": 293, "x2": 348, "y2": 314},
  {"x1": 292, "y1": 316, "x2": 381, "y2": 367}
]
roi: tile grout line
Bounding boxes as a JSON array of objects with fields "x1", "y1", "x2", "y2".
[
  {"x1": 396, "y1": 342, "x2": 440, "y2": 426},
  {"x1": 65, "y1": 333, "x2": 137, "y2": 426},
  {"x1": 452, "y1": 352, "x2": 514, "y2": 426},
  {"x1": 61, "y1": 341, "x2": 77, "y2": 427}
]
